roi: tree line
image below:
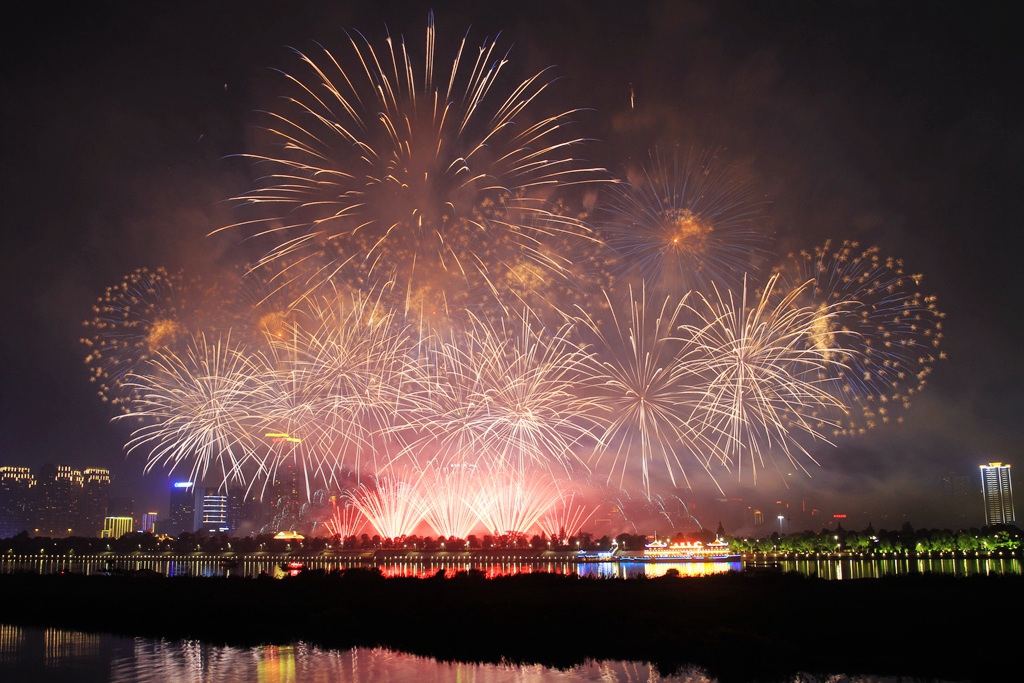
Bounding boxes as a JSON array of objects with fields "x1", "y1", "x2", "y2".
[{"x1": 1, "y1": 523, "x2": 1020, "y2": 556}]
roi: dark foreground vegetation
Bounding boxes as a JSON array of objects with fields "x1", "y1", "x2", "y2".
[{"x1": 0, "y1": 568, "x2": 1017, "y2": 682}]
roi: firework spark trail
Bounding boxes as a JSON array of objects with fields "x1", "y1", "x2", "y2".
[
  {"x1": 469, "y1": 466, "x2": 563, "y2": 537},
  {"x1": 324, "y1": 495, "x2": 365, "y2": 539},
  {"x1": 216, "y1": 13, "x2": 603, "y2": 314},
  {"x1": 407, "y1": 310, "x2": 598, "y2": 477},
  {"x1": 418, "y1": 460, "x2": 484, "y2": 539},
  {"x1": 680, "y1": 274, "x2": 850, "y2": 483},
  {"x1": 598, "y1": 148, "x2": 767, "y2": 294},
  {"x1": 649, "y1": 491, "x2": 703, "y2": 532},
  {"x1": 118, "y1": 333, "x2": 270, "y2": 492},
  {"x1": 268, "y1": 285, "x2": 422, "y2": 477},
  {"x1": 540, "y1": 490, "x2": 598, "y2": 541},
  {"x1": 575, "y1": 285, "x2": 722, "y2": 497},
  {"x1": 347, "y1": 474, "x2": 427, "y2": 540},
  {"x1": 775, "y1": 240, "x2": 945, "y2": 434},
  {"x1": 248, "y1": 339, "x2": 343, "y2": 500}
]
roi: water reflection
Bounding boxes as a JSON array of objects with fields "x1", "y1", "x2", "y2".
[
  {"x1": 0, "y1": 625, "x2": 713, "y2": 682},
  {"x1": 0, "y1": 624, "x2": 955, "y2": 682},
  {"x1": 0, "y1": 554, "x2": 1018, "y2": 580},
  {"x1": 773, "y1": 555, "x2": 1020, "y2": 579}
]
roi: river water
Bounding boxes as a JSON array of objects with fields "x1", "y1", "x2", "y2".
[
  {"x1": 0, "y1": 553, "x2": 1018, "y2": 579},
  {"x1": 0, "y1": 623, "x2": 951, "y2": 683}
]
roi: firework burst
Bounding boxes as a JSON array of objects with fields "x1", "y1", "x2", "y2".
[
  {"x1": 680, "y1": 274, "x2": 850, "y2": 483},
  {"x1": 540, "y1": 489, "x2": 598, "y2": 541},
  {"x1": 82, "y1": 267, "x2": 217, "y2": 410},
  {"x1": 774, "y1": 240, "x2": 946, "y2": 435},
  {"x1": 218, "y1": 13, "x2": 603, "y2": 315},
  {"x1": 269, "y1": 285, "x2": 419, "y2": 476},
  {"x1": 348, "y1": 474, "x2": 427, "y2": 540},
  {"x1": 575, "y1": 285, "x2": 720, "y2": 497},
  {"x1": 418, "y1": 460, "x2": 484, "y2": 539},
  {"x1": 409, "y1": 310, "x2": 597, "y2": 476},
  {"x1": 118, "y1": 333, "x2": 269, "y2": 491},
  {"x1": 598, "y1": 148, "x2": 767, "y2": 294},
  {"x1": 469, "y1": 465, "x2": 563, "y2": 537},
  {"x1": 324, "y1": 495, "x2": 365, "y2": 539}
]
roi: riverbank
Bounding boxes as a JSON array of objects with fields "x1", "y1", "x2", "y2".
[{"x1": 1, "y1": 569, "x2": 1017, "y2": 681}]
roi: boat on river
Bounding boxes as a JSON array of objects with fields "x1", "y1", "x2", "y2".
[
  {"x1": 637, "y1": 537, "x2": 740, "y2": 562},
  {"x1": 577, "y1": 537, "x2": 740, "y2": 563}
]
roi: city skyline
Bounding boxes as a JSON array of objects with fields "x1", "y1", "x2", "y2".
[
  {"x1": 0, "y1": 458, "x2": 1003, "y2": 538},
  {"x1": 1, "y1": 2, "x2": 1022, "y2": 530}
]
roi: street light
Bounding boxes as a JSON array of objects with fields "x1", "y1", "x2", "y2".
[{"x1": 778, "y1": 515, "x2": 785, "y2": 532}]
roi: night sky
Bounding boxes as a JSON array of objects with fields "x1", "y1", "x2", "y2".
[{"x1": 1, "y1": 1, "x2": 1021, "y2": 530}]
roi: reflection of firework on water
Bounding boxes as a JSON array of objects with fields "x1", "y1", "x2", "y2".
[
  {"x1": 575, "y1": 286, "x2": 719, "y2": 497},
  {"x1": 419, "y1": 461, "x2": 483, "y2": 539},
  {"x1": 82, "y1": 267, "x2": 210, "y2": 410},
  {"x1": 598, "y1": 149, "x2": 767, "y2": 294},
  {"x1": 469, "y1": 467, "x2": 563, "y2": 537},
  {"x1": 681, "y1": 275, "x2": 849, "y2": 483},
  {"x1": 775, "y1": 240, "x2": 945, "y2": 435},
  {"x1": 347, "y1": 475, "x2": 426, "y2": 540},
  {"x1": 412, "y1": 311, "x2": 597, "y2": 475},
  {"x1": 324, "y1": 495, "x2": 365, "y2": 539},
  {"x1": 540, "y1": 490, "x2": 598, "y2": 541},
  {"x1": 219, "y1": 13, "x2": 601, "y2": 313},
  {"x1": 119, "y1": 333, "x2": 268, "y2": 490}
]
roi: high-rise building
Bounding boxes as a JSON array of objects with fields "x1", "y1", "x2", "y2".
[
  {"x1": 167, "y1": 482, "x2": 196, "y2": 536},
  {"x1": 141, "y1": 512, "x2": 158, "y2": 534},
  {"x1": 34, "y1": 465, "x2": 83, "y2": 537},
  {"x1": 980, "y1": 462, "x2": 1015, "y2": 526},
  {"x1": 79, "y1": 469, "x2": 110, "y2": 538},
  {"x1": 230, "y1": 490, "x2": 265, "y2": 535},
  {"x1": 0, "y1": 467, "x2": 35, "y2": 538},
  {"x1": 201, "y1": 488, "x2": 229, "y2": 533},
  {"x1": 102, "y1": 516, "x2": 134, "y2": 539}
]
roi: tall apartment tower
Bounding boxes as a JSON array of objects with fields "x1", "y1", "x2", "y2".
[
  {"x1": 201, "y1": 488, "x2": 229, "y2": 533},
  {"x1": 34, "y1": 465, "x2": 83, "y2": 537},
  {"x1": 168, "y1": 482, "x2": 196, "y2": 536},
  {"x1": 980, "y1": 462, "x2": 1015, "y2": 526},
  {"x1": 80, "y1": 469, "x2": 111, "y2": 537},
  {"x1": 0, "y1": 467, "x2": 35, "y2": 538}
]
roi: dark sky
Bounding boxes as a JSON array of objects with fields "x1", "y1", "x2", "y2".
[{"x1": 1, "y1": 0, "x2": 1021, "y2": 530}]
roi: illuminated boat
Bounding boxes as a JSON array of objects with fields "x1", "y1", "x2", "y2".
[
  {"x1": 638, "y1": 537, "x2": 739, "y2": 562},
  {"x1": 578, "y1": 537, "x2": 740, "y2": 562}
]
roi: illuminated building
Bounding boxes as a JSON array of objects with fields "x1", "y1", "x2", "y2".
[
  {"x1": 270, "y1": 460, "x2": 301, "y2": 520},
  {"x1": 167, "y1": 482, "x2": 196, "y2": 536},
  {"x1": 102, "y1": 516, "x2": 134, "y2": 539},
  {"x1": 79, "y1": 469, "x2": 110, "y2": 538},
  {"x1": 201, "y1": 488, "x2": 229, "y2": 533},
  {"x1": 34, "y1": 465, "x2": 83, "y2": 537},
  {"x1": 141, "y1": 511, "x2": 158, "y2": 533},
  {"x1": 980, "y1": 462, "x2": 1015, "y2": 526},
  {"x1": 0, "y1": 467, "x2": 35, "y2": 538}
]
